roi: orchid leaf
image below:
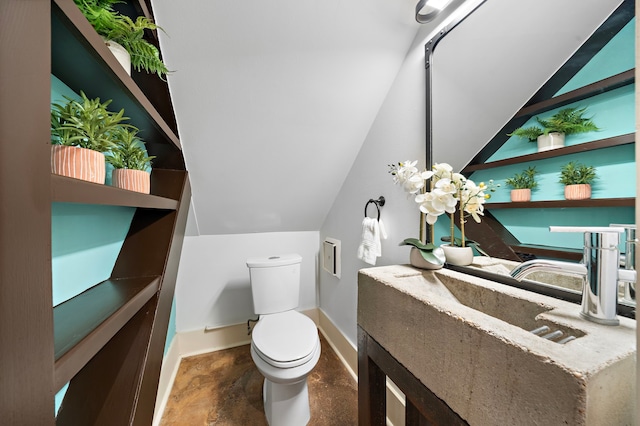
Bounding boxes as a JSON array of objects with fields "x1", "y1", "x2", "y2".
[{"x1": 400, "y1": 238, "x2": 436, "y2": 251}]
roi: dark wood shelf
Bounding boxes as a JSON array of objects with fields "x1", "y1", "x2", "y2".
[
  {"x1": 52, "y1": 174, "x2": 179, "y2": 209},
  {"x1": 485, "y1": 197, "x2": 635, "y2": 209},
  {"x1": 516, "y1": 69, "x2": 634, "y2": 119},
  {"x1": 511, "y1": 244, "x2": 583, "y2": 261},
  {"x1": 464, "y1": 133, "x2": 634, "y2": 172},
  {"x1": 51, "y1": 0, "x2": 181, "y2": 150},
  {"x1": 53, "y1": 276, "x2": 160, "y2": 391}
]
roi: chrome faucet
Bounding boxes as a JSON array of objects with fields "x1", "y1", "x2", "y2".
[
  {"x1": 611, "y1": 224, "x2": 636, "y2": 303},
  {"x1": 510, "y1": 226, "x2": 636, "y2": 326}
]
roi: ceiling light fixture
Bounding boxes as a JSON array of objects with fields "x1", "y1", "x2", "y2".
[{"x1": 415, "y1": 0, "x2": 453, "y2": 23}]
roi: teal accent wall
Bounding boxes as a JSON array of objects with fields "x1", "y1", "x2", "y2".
[
  {"x1": 165, "y1": 298, "x2": 177, "y2": 354},
  {"x1": 556, "y1": 19, "x2": 635, "y2": 96},
  {"x1": 467, "y1": 18, "x2": 635, "y2": 253},
  {"x1": 52, "y1": 203, "x2": 136, "y2": 305}
]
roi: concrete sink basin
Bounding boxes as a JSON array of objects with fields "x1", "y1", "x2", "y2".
[{"x1": 358, "y1": 265, "x2": 636, "y2": 425}]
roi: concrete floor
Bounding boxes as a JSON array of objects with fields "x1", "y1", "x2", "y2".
[{"x1": 160, "y1": 335, "x2": 358, "y2": 425}]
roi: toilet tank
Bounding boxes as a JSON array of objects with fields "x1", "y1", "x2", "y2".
[{"x1": 246, "y1": 254, "x2": 302, "y2": 315}]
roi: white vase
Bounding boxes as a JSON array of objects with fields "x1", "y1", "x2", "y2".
[
  {"x1": 536, "y1": 132, "x2": 565, "y2": 152},
  {"x1": 105, "y1": 39, "x2": 131, "y2": 76},
  {"x1": 409, "y1": 247, "x2": 445, "y2": 270},
  {"x1": 441, "y1": 244, "x2": 474, "y2": 266}
]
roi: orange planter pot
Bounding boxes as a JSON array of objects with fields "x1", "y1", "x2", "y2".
[
  {"x1": 510, "y1": 188, "x2": 531, "y2": 202},
  {"x1": 112, "y1": 169, "x2": 151, "y2": 194},
  {"x1": 564, "y1": 184, "x2": 591, "y2": 200},
  {"x1": 51, "y1": 145, "x2": 106, "y2": 184}
]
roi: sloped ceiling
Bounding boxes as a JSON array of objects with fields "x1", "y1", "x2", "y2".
[{"x1": 151, "y1": 0, "x2": 424, "y2": 235}]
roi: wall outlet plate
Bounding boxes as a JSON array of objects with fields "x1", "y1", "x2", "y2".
[{"x1": 323, "y1": 237, "x2": 341, "y2": 278}]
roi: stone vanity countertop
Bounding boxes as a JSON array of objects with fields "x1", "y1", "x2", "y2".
[{"x1": 357, "y1": 264, "x2": 636, "y2": 426}]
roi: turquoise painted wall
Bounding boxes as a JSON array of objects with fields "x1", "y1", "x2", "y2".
[{"x1": 467, "y1": 19, "x2": 635, "y2": 253}]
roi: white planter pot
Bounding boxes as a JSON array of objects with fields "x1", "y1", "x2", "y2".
[
  {"x1": 536, "y1": 132, "x2": 565, "y2": 152},
  {"x1": 409, "y1": 247, "x2": 445, "y2": 270},
  {"x1": 105, "y1": 39, "x2": 131, "y2": 76},
  {"x1": 441, "y1": 244, "x2": 474, "y2": 266}
]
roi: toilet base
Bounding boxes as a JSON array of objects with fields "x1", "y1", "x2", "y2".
[{"x1": 263, "y1": 377, "x2": 310, "y2": 426}]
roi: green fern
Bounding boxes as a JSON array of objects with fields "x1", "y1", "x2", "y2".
[
  {"x1": 74, "y1": 0, "x2": 170, "y2": 79},
  {"x1": 508, "y1": 107, "x2": 600, "y2": 142}
]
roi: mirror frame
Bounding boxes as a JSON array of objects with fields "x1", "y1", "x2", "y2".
[{"x1": 424, "y1": 0, "x2": 636, "y2": 319}]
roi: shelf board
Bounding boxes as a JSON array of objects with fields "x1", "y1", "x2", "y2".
[
  {"x1": 52, "y1": 174, "x2": 179, "y2": 209},
  {"x1": 463, "y1": 133, "x2": 634, "y2": 173},
  {"x1": 511, "y1": 244, "x2": 583, "y2": 261},
  {"x1": 51, "y1": 0, "x2": 180, "y2": 150},
  {"x1": 485, "y1": 197, "x2": 635, "y2": 209},
  {"x1": 54, "y1": 276, "x2": 160, "y2": 391},
  {"x1": 516, "y1": 69, "x2": 635, "y2": 119}
]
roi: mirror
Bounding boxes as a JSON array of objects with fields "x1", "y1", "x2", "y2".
[{"x1": 426, "y1": 0, "x2": 636, "y2": 316}]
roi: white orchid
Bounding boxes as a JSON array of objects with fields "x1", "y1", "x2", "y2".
[
  {"x1": 459, "y1": 180, "x2": 488, "y2": 223},
  {"x1": 390, "y1": 160, "x2": 497, "y2": 248}
]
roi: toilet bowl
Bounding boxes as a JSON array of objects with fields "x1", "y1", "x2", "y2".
[{"x1": 250, "y1": 310, "x2": 321, "y2": 425}]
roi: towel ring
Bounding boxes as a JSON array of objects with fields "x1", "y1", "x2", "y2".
[{"x1": 364, "y1": 196, "x2": 385, "y2": 221}]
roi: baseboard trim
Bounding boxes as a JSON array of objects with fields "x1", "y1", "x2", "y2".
[{"x1": 152, "y1": 308, "x2": 405, "y2": 426}]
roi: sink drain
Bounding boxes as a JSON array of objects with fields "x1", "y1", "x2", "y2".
[{"x1": 529, "y1": 325, "x2": 576, "y2": 344}]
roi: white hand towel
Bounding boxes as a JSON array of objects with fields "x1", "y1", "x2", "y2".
[{"x1": 357, "y1": 217, "x2": 387, "y2": 265}]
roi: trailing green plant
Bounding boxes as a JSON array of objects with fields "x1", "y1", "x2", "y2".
[
  {"x1": 74, "y1": 0, "x2": 170, "y2": 79},
  {"x1": 505, "y1": 166, "x2": 538, "y2": 190},
  {"x1": 559, "y1": 161, "x2": 597, "y2": 185},
  {"x1": 105, "y1": 128, "x2": 155, "y2": 170},
  {"x1": 508, "y1": 107, "x2": 600, "y2": 141},
  {"x1": 51, "y1": 91, "x2": 129, "y2": 152}
]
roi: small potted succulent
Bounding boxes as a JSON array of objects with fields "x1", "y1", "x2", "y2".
[
  {"x1": 504, "y1": 166, "x2": 538, "y2": 202},
  {"x1": 559, "y1": 161, "x2": 597, "y2": 200},
  {"x1": 105, "y1": 127, "x2": 155, "y2": 194},
  {"x1": 74, "y1": 0, "x2": 170, "y2": 79},
  {"x1": 51, "y1": 91, "x2": 128, "y2": 184},
  {"x1": 508, "y1": 107, "x2": 599, "y2": 152}
]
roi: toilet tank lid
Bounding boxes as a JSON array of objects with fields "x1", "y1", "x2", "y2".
[{"x1": 246, "y1": 253, "x2": 302, "y2": 268}]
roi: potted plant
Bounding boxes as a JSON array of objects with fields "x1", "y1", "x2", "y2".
[
  {"x1": 508, "y1": 107, "x2": 599, "y2": 152},
  {"x1": 390, "y1": 161, "x2": 498, "y2": 267},
  {"x1": 559, "y1": 161, "x2": 597, "y2": 200},
  {"x1": 504, "y1": 166, "x2": 538, "y2": 202},
  {"x1": 51, "y1": 91, "x2": 129, "y2": 184},
  {"x1": 74, "y1": 0, "x2": 170, "y2": 79},
  {"x1": 105, "y1": 127, "x2": 155, "y2": 193}
]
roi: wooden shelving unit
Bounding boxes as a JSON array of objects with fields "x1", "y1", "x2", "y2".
[
  {"x1": 1, "y1": 0, "x2": 190, "y2": 424},
  {"x1": 463, "y1": 133, "x2": 634, "y2": 172},
  {"x1": 484, "y1": 198, "x2": 635, "y2": 209}
]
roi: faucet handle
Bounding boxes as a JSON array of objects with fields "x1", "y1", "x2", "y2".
[{"x1": 549, "y1": 226, "x2": 625, "y2": 234}]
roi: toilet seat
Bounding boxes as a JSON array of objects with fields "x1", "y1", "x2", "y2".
[{"x1": 252, "y1": 310, "x2": 319, "y2": 369}]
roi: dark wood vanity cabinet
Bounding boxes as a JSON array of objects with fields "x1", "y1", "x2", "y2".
[{"x1": 1, "y1": 0, "x2": 189, "y2": 424}]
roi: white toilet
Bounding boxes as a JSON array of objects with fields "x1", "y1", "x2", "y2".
[{"x1": 246, "y1": 254, "x2": 321, "y2": 426}]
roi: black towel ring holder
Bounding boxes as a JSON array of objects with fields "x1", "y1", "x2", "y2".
[{"x1": 364, "y1": 196, "x2": 385, "y2": 221}]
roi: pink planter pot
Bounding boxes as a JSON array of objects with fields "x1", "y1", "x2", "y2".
[
  {"x1": 564, "y1": 184, "x2": 591, "y2": 200},
  {"x1": 51, "y1": 145, "x2": 106, "y2": 184},
  {"x1": 112, "y1": 169, "x2": 151, "y2": 194},
  {"x1": 510, "y1": 188, "x2": 531, "y2": 202}
]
